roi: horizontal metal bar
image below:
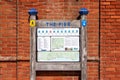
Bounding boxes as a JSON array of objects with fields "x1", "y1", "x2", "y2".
[{"x1": 35, "y1": 62, "x2": 81, "y2": 71}]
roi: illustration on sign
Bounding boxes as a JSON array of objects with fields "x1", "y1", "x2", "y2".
[
  {"x1": 81, "y1": 20, "x2": 87, "y2": 27},
  {"x1": 30, "y1": 20, "x2": 36, "y2": 27}
]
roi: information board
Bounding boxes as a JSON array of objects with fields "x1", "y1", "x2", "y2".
[{"x1": 37, "y1": 28, "x2": 80, "y2": 62}]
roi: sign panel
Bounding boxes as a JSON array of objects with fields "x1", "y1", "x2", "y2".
[{"x1": 37, "y1": 28, "x2": 80, "y2": 62}]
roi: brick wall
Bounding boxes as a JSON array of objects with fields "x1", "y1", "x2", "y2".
[
  {"x1": 0, "y1": 0, "x2": 17, "y2": 80},
  {"x1": 100, "y1": 0, "x2": 120, "y2": 80},
  {"x1": 0, "y1": 0, "x2": 111, "y2": 80}
]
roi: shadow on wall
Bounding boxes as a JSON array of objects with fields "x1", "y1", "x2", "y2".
[{"x1": 36, "y1": 71, "x2": 81, "y2": 80}]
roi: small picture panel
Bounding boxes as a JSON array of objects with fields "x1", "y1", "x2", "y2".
[{"x1": 51, "y1": 37, "x2": 79, "y2": 51}]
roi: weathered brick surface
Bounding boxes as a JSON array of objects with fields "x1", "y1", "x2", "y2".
[
  {"x1": 88, "y1": 62, "x2": 99, "y2": 80},
  {"x1": 0, "y1": 1, "x2": 17, "y2": 80},
  {"x1": 17, "y1": 61, "x2": 30, "y2": 80},
  {"x1": 0, "y1": 0, "x2": 17, "y2": 59},
  {"x1": 100, "y1": 0, "x2": 120, "y2": 80},
  {"x1": 0, "y1": 0, "x2": 99, "y2": 80},
  {"x1": 0, "y1": 62, "x2": 16, "y2": 80}
]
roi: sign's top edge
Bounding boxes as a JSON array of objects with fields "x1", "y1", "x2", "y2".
[
  {"x1": 36, "y1": 20, "x2": 80, "y2": 22},
  {"x1": 36, "y1": 20, "x2": 80, "y2": 28}
]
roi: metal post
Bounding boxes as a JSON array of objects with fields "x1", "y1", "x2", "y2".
[
  {"x1": 28, "y1": 8, "x2": 38, "y2": 80},
  {"x1": 79, "y1": 8, "x2": 89, "y2": 80}
]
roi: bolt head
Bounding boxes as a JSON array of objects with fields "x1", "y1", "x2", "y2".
[
  {"x1": 79, "y1": 8, "x2": 89, "y2": 15},
  {"x1": 28, "y1": 8, "x2": 38, "y2": 15}
]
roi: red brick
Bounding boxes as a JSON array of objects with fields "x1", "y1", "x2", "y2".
[
  {"x1": 101, "y1": 2, "x2": 111, "y2": 5},
  {"x1": 106, "y1": 0, "x2": 116, "y2": 1},
  {"x1": 111, "y1": 16, "x2": 120, "y2": 19},
  {"x1": 100, "y1": 0, "x2": 120, "y2": 80},
  {"x1": 0, "y1": 62, "x2": 16, "y2": 80},
  {"x1": 0, "y1": 0, "x2": 100, "y2": 80}
]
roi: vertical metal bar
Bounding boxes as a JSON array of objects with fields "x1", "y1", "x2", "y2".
[
  {"x1": 81, "y1": 24, "x2": 87, "y2": 80},
  {"x1": 28, "y1": 8, "x2": 38, "y2": 80},
  {"x1": 30, "y1": 27, "x2": 36, "y2": 80},
  {"x1": 81, "y1": 16, "x2": 88, "y2": 80},
  {"x1": 79, "y1": 8, "x2": 88, "y2": 80}
]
